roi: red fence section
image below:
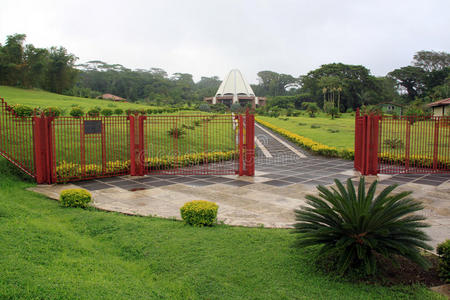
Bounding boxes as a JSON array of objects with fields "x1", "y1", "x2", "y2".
[
  {"x1": 378, "y1": 115, "x2": 450, "y2": 174},
  {"x1": 0, "y1": 98, "x2": 36, "y2": 177},
  {"x1": 0, "y1": 97, "x2": 255, "y2": 183},
  {"x1": 354, "y1": 109, "x2": 450, "y2": 175}
]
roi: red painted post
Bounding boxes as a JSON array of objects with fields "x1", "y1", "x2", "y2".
[
  {"x1": 432, "y1": 119, "x2": 440, "y2": 170},
  {"x1": 245, "y1": 112, "x2": 255, "y2": 176},
  {"x1": 238, "y1": 115, "x2": 244, "y2": 176},
  {"x1": 354, "y1": 108, "x2": 361, "y2": 172},
  {"x1": 138, "y1": 116, "x2": 146, "y2": 176},
  {"x1": 367, "y1": 115, "x2": 379, "y2": 175},
  {"x1": 129, "y1": 115, "x2": 136, "y2": 176},
  {"x1": 32, "y1": 115, "x2": 54, "y2": 184}
]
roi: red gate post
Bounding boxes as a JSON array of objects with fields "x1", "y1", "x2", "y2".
[
  {"x1": 367, "y1": 115, "x2": 379, "y2": 175},
  {"x1": 138, "y1": 116, "x2": 146, "y2": 176},
  {"x1": 432, "y1": 118, "x2": 440, "y2": 171},
  {"x1": 32, "y1": 115, "x2": 54, "y2": 184},
  {"x1": 129, "y1": 115, "x2": 137, "y2": 176},
  {"x1": 354, "y1": 108, "x2": 361, "y2": 172},
  {"x1": 238, "y1": 115, "x2": 244, "y2": 176},
  {"x1": 245, "y1": 111, "x2": 255, "y2": 176}
]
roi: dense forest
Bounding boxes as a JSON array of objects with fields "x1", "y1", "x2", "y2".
[{"x1": 1, "y1": 33, "x2": 449, "y2": 112}]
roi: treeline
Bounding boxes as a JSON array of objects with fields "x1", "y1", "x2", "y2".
[
  {"x1": 0, "y1": 34, "x2": 77, "y2": 94},
  {"x1": 1, "y1": 33, "x2": 449, "y2": 111}
]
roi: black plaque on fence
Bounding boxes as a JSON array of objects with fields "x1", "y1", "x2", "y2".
[{"x1": 84, "y1": 120, "x2": 102, "y2": 134}]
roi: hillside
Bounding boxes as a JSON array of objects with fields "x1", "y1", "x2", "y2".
[{"x1": 0, "y1": 86, "x2": 162, "y2": 113}]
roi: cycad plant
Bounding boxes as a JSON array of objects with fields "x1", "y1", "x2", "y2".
[{"x1": 293, "y1": 177, "x2": 432, "y2": 275}]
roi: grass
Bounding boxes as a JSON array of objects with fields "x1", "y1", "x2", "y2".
[
  {"x1": 0, "y1": 158, "x2": 443, "y2": 299},
  {"x1": 0, "y1": 85, "x2": 163, "y2": 113},
  {"x1": 257, "y1": 114, "x2": 355, "y2": 149}
]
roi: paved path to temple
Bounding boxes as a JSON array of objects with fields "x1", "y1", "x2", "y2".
[{"x1": 31, "y1": 123, "x2": 450, "y2": 250}]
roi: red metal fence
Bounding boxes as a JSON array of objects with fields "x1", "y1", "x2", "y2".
[
  {"x1": 354, "y1": 109, "x2": 450, "y2": 175},
  {"x1": 0, "y1": 98, "x2": 35, "y2": 177},
  {"x1": 0, "y1": 98, "x2": 255, "y2": 183}
]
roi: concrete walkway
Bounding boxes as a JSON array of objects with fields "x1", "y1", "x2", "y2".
[{"x1": 30, "y1": 123, "x2": 450, "y2": 249}]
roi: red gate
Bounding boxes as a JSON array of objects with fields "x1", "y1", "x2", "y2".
[
  {"x1": 354, "y1": 108, "x2": 450, "y2": 175},
  {"x1": 0, "y1": 97, "x2": 255, "y2": 183}
]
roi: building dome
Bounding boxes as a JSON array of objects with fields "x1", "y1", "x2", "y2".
[{"x1": 215, "y1": 69, "x2": 255, "y2": 97}]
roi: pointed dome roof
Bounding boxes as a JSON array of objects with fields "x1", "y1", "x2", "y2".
[{"x1": 215, "y1": 69, "x2": 255, "y2": 97}]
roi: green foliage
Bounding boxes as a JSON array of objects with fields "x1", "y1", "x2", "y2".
[
  {"x1": 12, "y1": 104, "x2": 33, "y2": 117},
  {"x1": 437, "y1": 239, "x2": 450, "y2": 283},
  {"x1": 101, "y1": 108, "x2": 113, "y2": 116},
  {"x1": 180, "y1": 200, "x2": 218, "y2": 226},
  {"x1": 310, "y1": 124, "x2": 321, "y2": 129},
  {"x1": 59, "y1": 189, "x2": 92, "y2": 208},
  {"x1": 198, "y1": 103, "x2": 211, "y2": 112},
  {"x1": 87, "y1": 108, "x2": 100, "y2": 117},
  {"x1": 43, "y1": 106, "x2": 61, "y2": 117},
  {"x1": 328, "y1": 107, "x2": 339, "y2": 119},
  {"x1": 114, "y1": 108, "x2": 123, "y2": 115},
  {"x1": 69, "y1": 106, "x2": 84, "y2": 117},
  {"x1": 383, "y1": 138, "x2": 404, "y2": 149},
  {"x1": 293, "y1": 177, "x2": 432, "y2": 275},
  {"x1": 298, "y1": 122, "x2": 307, "y2": 126},
  {"x1": 230, "y1": 103, "x2": 242, "y2": 113},
  {"x1": 167, "y1": 127, "x2": 185, "y2": 138}
]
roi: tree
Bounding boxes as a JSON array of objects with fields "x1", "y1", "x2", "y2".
[
  {"x1": 388, "y1": 66, "x2": 426, "y2": 101},
  {"x1": 413, "y1": 50, "x2": 450, "y2": 72},
  {"x1": 256, "y1": 71, "x2": 297, "y2": 96},
  {"x1": 45, "y1": 46, "x2": 78, "y2": 93}
]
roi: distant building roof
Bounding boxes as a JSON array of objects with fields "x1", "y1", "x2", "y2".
[
  {"x1": 427, "y1": 98, "x2": 450, "y2": 107},
  {"x1": 102, "y1": 94, "x2": 126, "y2": 101}
]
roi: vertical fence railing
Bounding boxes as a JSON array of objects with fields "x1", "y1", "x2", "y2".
[
  {"x1": 355, "y1": 111, "x2": 450, "y2": 175},
  {"x1": 378, "y1": 115, "x2": 450, "y2": 174},
  {"x1": 0, "y1": 98, "x2": 36, "y2": 178},
  {"x1": 0, "y1": 99, "x2": 255, "y2": 183}
]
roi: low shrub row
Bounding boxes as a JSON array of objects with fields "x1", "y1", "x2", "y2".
[
  {"x1": 256, "y1": 117, "x2": 354, "y2": 160},
  {"x1": 55, "y1": 151, "x2": 237, "y2": 180},
  {"x1": 378, "y1": 152, "x2": 450, "y2": 169}
]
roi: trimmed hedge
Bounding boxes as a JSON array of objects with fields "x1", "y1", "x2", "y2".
[
  {"x1": 256, "y1": 118, "x2": 354, "y2": 160},
  {"x1": 60, "y1": 189, "x2": 92, "y2": 208},
  {"x1": 180, "y1": 200, "x2": 218, "y2": 226}
]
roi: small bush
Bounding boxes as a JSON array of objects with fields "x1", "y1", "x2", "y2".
[
  {"x1": 107, "y1": 103, "x2": 116, "y2": 108},
  {"x1": 437, "y1": 239, "x2": 450, "y2": 283},
  {"x1": 199, "y1": 103, "x2": 211, "y2": 112},
  {"x1": 146, "y1": 108, "x2": 154, "y2": 114},
  {"x1": 310, "y1": 124, "x2": 321, "y2": 129},
  {"x1": 231, "y1": 103, "x2": 242, "y2": 113},
  {"x1": 43, "y1": 107, "x2": 62, "y2": 117},
  {"x1": 114, "y1": 108, "x2": 123, "y2": 115},
  {"x1": 87, "y1": 108, "x2": 100, "y2": 117},
  {"x1": 180, "y1": 200, "x2": 218, "y2": 226},
  {"x1": 327, "y1": 128, "x2": 339, "y2": 133},
  {"x1": 278, "y1": 117, "x2": 289, "y2": 121},
  {"x1": 101, "y1": 108, "x2": 113, "y2": 116},
  {"x1": 138, "y1": 109, "x2": 147, "y2": 115},
  {"x1": 193, "y1": 120, "x2": 201, "y2": 127},
  {"x1": 59, "y1": 189, "x2": 92, "y2": 208},
  {"x1": 182, "y1": 124, "x2": 195, "y2": 130},
  {"x1": 168, "y1": 127, "x2": 186, "y2": 138},
  {"x1": 70, "y1": 107, "x2": 84, "y2": 117},
  {"x1": 298, "y1": 122, "x2": 307, "y2": 126},
  {"x1": 13, "y1": 104, "x2": 34, "y2": 117}
]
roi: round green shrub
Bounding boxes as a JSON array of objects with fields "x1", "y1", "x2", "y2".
[
  {"x1": 180, "y1": 200, "x2": 218, "y2": 226},
  {"x1": 199, "y1": 103, "x2": 211, "y2": 112},
  {"x1": 87, "y1": 108, "x2": 100, "y2": 117},
  {"x1": 437, "y1": 239, "x2": 450, "y2": 283},
  {"x1": 43, "y1": 107, "x2": 62, "y2": 117},
  {"x1": 146, "y1": 108, "x2": 154, "y2": 114},
  {"x1": 60, "y1": 189, "x2": 92, "y2": 208},
  {"x1": 70, "y1": 107, "x2": 84, "y2": 117},
  {"x1": 114, "y1": 108, "x2": 124, "y2": 115},
  {"x1": 101, "y1": 108, "x2": 113, "y2": 116},
  {"x1": 13, "y1": 104, "x2": 34, "y2": 117}
]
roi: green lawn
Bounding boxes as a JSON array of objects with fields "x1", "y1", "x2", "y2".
[
  {"x1": 0, "y1": 85, "x2": 162, "y2": 113},
  {"x1": 0, "y1": 159, "x2": 443, "y2": 300},
  {"x1": 257, "y1": 114, "x2": 355, "y2": 149}
]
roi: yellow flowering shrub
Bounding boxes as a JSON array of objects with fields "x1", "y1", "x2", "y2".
[
  {"x1": 256, "y1": 118, "x2": 354, "y2": 160},
  {"x1": 180, "y1": 200, "x2": 219, "y2": 226},
  {"x1": 59, "y1": 189, "x2": 92, "y2": 208}
]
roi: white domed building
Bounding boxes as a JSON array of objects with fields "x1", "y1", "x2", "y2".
[{"x1": 204, "y1": 69, "x2": 266, "y2": 108}]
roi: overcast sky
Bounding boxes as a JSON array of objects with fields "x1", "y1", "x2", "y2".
[{"x1": 1, "y1": 0, "x2": 449, "y2": 83}]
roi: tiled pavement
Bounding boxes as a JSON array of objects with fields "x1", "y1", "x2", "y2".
[{"x1": 30, "y1": 122, "x2": 449, "y2": 249}]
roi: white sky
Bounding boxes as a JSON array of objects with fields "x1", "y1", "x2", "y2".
[{"x1": 1, "y1": 0, "x2": 449, "y2": 83}]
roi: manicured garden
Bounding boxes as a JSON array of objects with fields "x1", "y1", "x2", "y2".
[{"x1": 0, "y1": 159, "x2": 445, "y2": 299}]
